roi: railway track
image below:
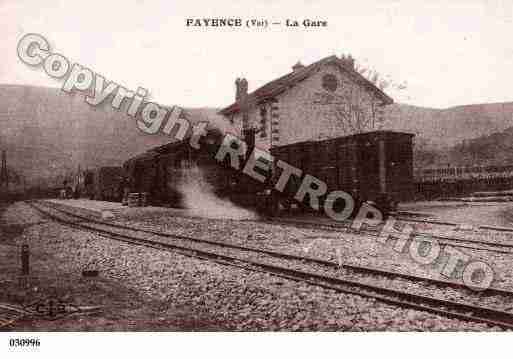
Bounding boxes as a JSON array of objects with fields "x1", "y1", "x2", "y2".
[
  {"x1": 31, "y1": 200, "x2": 513, "y2": 297},
  {"x1": 264, "y1": 217, "x2": 513, "y2": 254},
  {"x1": 28, "y1": 200, "x2": 513, "y2": 330}
]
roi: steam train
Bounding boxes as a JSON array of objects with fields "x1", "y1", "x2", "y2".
[
  {"x1": 123, "y1": 129, "x2": 415, "y2": 216},
  {"x1": 123, "y1": 128, "x2": 263, "y2": 208}
]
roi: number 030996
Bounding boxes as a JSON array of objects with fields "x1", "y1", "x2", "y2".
[{"x1": 9, "y1": 338, "x2": 41, "y2": 348}]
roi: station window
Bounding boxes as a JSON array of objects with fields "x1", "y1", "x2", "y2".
[{"x1": 259, "y1": 106, "x2": 268, "y2": 138}]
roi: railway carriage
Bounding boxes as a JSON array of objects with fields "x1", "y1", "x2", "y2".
[
  {"x1": 124, "y1": 129, "x2": 414, "y2": 216},
  {"x1": 270, "y1": 131, "x2": 414, "y2": 214}
]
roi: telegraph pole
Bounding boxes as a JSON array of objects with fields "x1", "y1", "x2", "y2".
[{"x1": 1, "y1": 150, "x2": 7, "y2": 191}]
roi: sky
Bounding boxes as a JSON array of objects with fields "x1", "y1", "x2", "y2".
[{"x1": 1, "y1": 0, "x2": 513, "y2": 109}]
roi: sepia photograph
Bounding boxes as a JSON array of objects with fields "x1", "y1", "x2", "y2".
[{"x1": 1, "y1": 0, "x2": 513, "y2": 356}]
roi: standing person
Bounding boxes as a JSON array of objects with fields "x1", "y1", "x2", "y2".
[
  {"x1": 119, "y1": 175, "x2": 128, "y2": 203},
  {"x1": 63, "y1": 180, "x2": 72, "y2": 199},
  {"x1": 61, "y1": 180, "x2": 68, "y2": 199},
  {"x1": 121, "y1": 175, "x2": 131, "y2": 205}
]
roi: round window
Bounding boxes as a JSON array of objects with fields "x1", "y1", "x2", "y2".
[{"x1": 322, "y1": 74, "x2": 338, "y2": 92}]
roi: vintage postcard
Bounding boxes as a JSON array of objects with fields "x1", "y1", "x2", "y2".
[{"x1": 1, "y1": 0, "x2": 512, "y2": 357}]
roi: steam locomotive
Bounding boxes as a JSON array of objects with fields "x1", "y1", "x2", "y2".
[{"x1": 123, "y1": 128, "x2": 414, "y2": 216}]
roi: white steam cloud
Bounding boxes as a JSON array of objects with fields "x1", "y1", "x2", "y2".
[{"x1": 176, "y1": 162, "x2": 258, "y2": 220}]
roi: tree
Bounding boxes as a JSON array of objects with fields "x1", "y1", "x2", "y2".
[
  {"x1": 330, "y1": 85, "x2": 376, "y2": 134},
  {"x1": 327, "y1": 55, "x2": 407, "y2": 134},
  {"x1": 354, "y1": 61, "x2": 390, "y2": 91}
]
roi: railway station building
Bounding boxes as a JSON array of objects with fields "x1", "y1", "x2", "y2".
[{"x1": 218, "y1": 55, "x2": 394, "y2": 151}]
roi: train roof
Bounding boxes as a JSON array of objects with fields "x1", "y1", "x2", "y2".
[
  {"x1": 271, "y1": 130, "x2": 415, "y2": 151},
  {"x1": 124, "y1": 150, "x2": 160, "y2": 165},
  {"x1": 123, "y1": 128, "x2": 225, "y2": 166},
  {"x1": 124, "y1": 130, "x2": 414, "y2": 166}
]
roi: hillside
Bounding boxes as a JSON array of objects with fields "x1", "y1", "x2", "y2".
[
  {"x1": 447, "y1": 126, "x2": 513, "y2": 166},
  {"x1": 0, "y1": 84, "x2": 226, "y2": 185},
  {"x1": 2, "y1": 84, "x2": 513, "y2": 183},
  {"x1": 383, "y1": 102, "x2": 513, "y2": 167},
  {"x1": 383, "y1": 102, "x2": 513, "y2": 147}
]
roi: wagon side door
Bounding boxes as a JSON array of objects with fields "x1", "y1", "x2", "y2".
[{"x1": 336, "y1": 139, "x2": 359, "y2": 197}]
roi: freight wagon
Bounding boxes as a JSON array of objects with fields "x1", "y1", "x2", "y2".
[
  {"x1": 124, "y1": 129, "x2": 414, "y2": 216},
  {"x1": 270, "y1": 131, "x2": 414, "y2": 214}
]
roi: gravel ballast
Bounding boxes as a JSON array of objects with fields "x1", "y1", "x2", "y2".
[
  {"x1": 3, "y1": 201, "x2": 503, "y2": 330},
  {"x1": 35, "y1": 202, "x2": 513, "y2": 314}
]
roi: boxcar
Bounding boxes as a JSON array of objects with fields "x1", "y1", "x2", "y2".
[
  {"x1": 125, "y1": 130, "x2": 414, "y2": 215},
  {"x1": 270, "y1": 131, "x2": 414, "y2": 213}
]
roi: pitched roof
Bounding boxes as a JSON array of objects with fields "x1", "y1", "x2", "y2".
[{"x1": 218, "y1": 55, "x2": 394, "y2": 116}]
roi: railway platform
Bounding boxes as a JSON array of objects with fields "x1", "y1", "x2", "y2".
[
  {"x1": 43, "y1": 199, "x2": 227, "y2": 221},
  {"x1": 45, "y1": 199, "x2": 125, "y2": 219},
  {"x1": 43, "y1": 198, "x2": 513, "y2": 231}
]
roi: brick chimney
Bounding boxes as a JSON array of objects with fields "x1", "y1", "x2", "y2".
[
  {"x1": 239, "y1": 78, "x2": 248, "y2": 99},
  {"x1": 235, "y1": 77, "x2": 248, "y2": 102},
  {"x1": 236, "y1": 78, "x2": 249, "y2": 131},
  {"x1": 235, "y1": 78, "x2": 241, "y2": 101}
]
